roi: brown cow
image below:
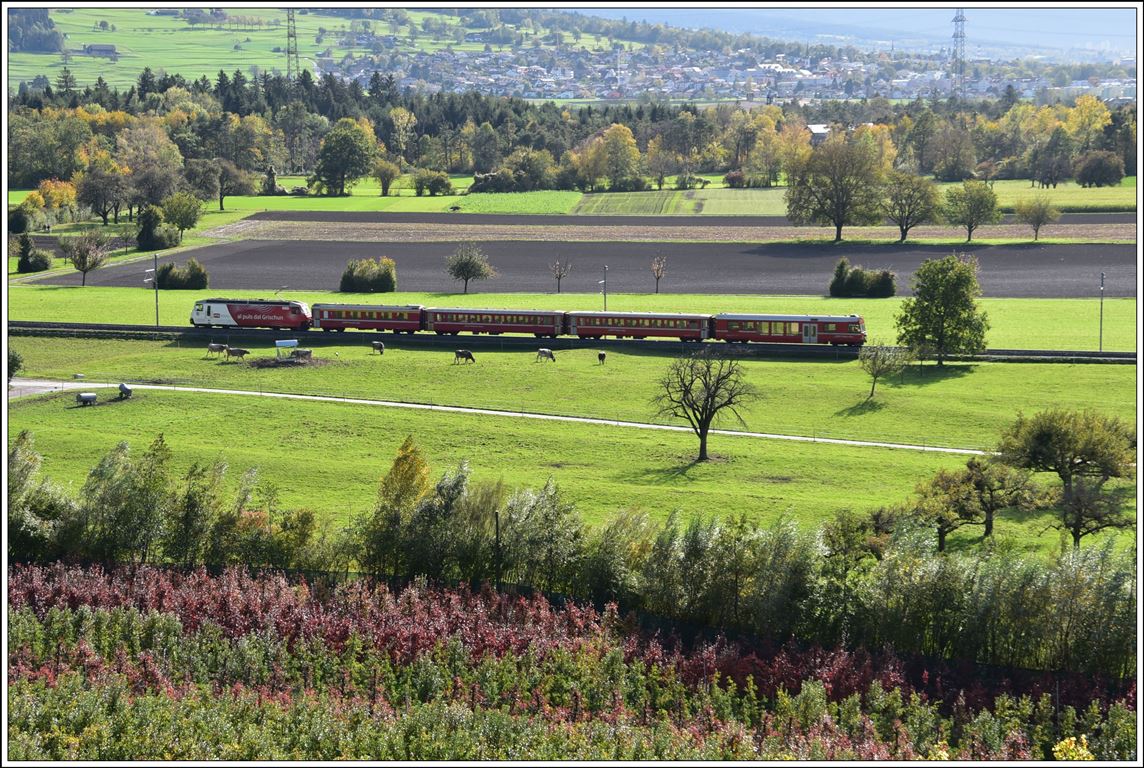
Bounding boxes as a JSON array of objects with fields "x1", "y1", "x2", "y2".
[
  {"x1": 225, "y1": 347, "x2": 250, "y2": 361},
  {"x1": 454, "y1": 349, "x2": 475, "y2": 364}
]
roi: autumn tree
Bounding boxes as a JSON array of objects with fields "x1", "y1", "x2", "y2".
[
  {"x1": 446, "y1": 241, "x2": 497, "y2": 293},
  {"x1": 600, "y1": 123, "x2": 642, "y2": 189},
  {"x1": 998, "y1": 409, "x2": 1136, "y2": 548},
  {"x1": 216, "y1": 159, "x2": 256, "y2": 211},
  {"x1": 895, "y1": 253, "x2": 989, "y2": 365},
  {"x1": 59, "y1": 229, "x2": 112, "y2": 286},
  {"x1": 1064, "y1": 94, "x2": 1112, "y2": 153},
  {"x1": 785, "y1": 134, "x2": 884, "y2": 242},
  {"x1": 652, "y1": 350, "x2": 759, "y2": 462},
  {"x1": 881, "y1": 170, "x2": 940, "y2": 243},
  {"x1": 357, "y1": 435, "x2": 431, "y2": 579},
  {"x1": 1013, "y1": 194, "x2": 1061, "y2": 241},
  {"x1": 942, "y1": 180, "x2": 1002, "y2": 242}
]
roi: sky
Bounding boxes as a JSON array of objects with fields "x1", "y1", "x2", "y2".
[{"x1": 579, "y1": 5, "x2": 1139, "y2": 59}]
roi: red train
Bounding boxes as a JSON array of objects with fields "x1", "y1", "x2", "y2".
[{"x1": 191, "y1": 299, "x2": 866, "y2": 346}]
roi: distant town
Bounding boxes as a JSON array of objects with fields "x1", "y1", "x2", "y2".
[{"x1": 320, "y1": 38, "x2": 1137, "y2": 107}]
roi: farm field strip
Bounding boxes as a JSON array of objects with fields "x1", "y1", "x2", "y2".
[
  {"x1": 202, "y1": 218, "x2": 1135, "y2": 244},
  {"x1": 8, "y1": 287, "x2": 1137, "y2": 352},
  {"x1": 10, "y1": 338, "x2": 1137, "y2": 451}
]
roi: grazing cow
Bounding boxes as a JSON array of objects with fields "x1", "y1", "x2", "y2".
[
  {"x1": 206, "y1": 343, "x2": 228, "y2": 358},
  {"x1": 291, "y1": 349, "x2": 312, "y2": 361},
  {"x1": 598, "y1": 351, "x2": 607, "y2": 365},
  {"x1": 536, "y1": 348, "x2": 556, "y2": 362},
  {"x1": 372, "y1": 341, "x2": 385, "y2": 355},
  {"x1": 117, "y1": 383, "x2": 133, "y2": 400},
  {"x1": 454, "y1": 349, "x2": 475, "y2": 364},
  {"x1": 225, "y1": 347, "x2": 250, "y2": 362},
  {"x1": 76, "y1": 392, "x2": 97, "y2": 406}
]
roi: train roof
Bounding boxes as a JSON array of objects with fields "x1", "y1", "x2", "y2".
[
  {"x1": 715, "y1": 313, "x2": 864, "y2": 323},
  {"x1": 566, "y1": 311, "x2": 712, "y2": 319},
  {"x1": 199, "y1": 298, "x2": 307, "y2": 306},
  {"x1": 426, "y1": 307, "x2": 562, "y2": 315},
  {"x1": 312, "y1": 303, "x2": 424, "y2": 310}
]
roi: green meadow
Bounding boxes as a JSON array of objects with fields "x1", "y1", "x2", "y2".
[
  {"x1": 11, "y1": 387, "x2": 1108, "y2": 557},
  {"x1": 10, "y1": 336, "x2": 1136, "y2": 452},
  {"x1": 8, "y1": 287, "x2": 1137, "y2": 352},
  {"x1": 10, "y1": 177, "x2": 1135, "y2": 220},
  {"x1": 8, "y1": 8, "x2": 637, "y2": 92}
]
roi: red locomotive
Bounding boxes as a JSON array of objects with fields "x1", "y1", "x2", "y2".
[
  {"x1": 190, "y1": 298, "x2": 311, "y2": 330},
  {"x1": 191, "y1": 301, "x2": 865, "y2": 346}
]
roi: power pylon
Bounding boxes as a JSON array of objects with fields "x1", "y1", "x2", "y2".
[
  {"x1": 286, "y1": 9, "x2": 301, "y2": 81},
  {"x1": 951, "y1": 8, "x2": 966, "y2": 100}
]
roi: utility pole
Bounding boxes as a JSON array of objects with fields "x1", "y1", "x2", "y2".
[
  {"x1": 144, "y1": 252, "x2": 159, "y2": 327},
  {"x1": 599, "y1": 265, "x2": 608, "y2": 311},
  {"x1": 1099, "y1": 271, "x2": 1105, "y2": 352},
  {"x1": 286, "y1": 9, "x2": 300, "y2": 81},
  {"x1": 952, "y1": 8, "x2": 966, "y2": 101}
]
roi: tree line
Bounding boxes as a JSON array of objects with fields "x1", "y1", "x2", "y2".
[
  {"x1": 8, "y1": 404, "x2": 1135, "y2": 677},
  {"x1": 9, "y1": 63, "x2": 1135, "y2": 196}
]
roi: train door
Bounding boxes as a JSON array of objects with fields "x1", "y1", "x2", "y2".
[{"x1": 801, "y1": 321, "x2": 818, "y2": 344}]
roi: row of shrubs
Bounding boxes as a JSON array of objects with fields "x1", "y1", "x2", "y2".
[
  {"x1": 829, "y1": 257, "x2": 897, "y2": 298},
  {"x1": 8, "y1": 431, "x2": 1135, "y2": 679}
]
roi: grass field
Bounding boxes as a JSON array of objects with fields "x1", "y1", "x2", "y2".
[
  {"x1": 10, "y1": 336, "x2": 1136, "y2": 452},
  {"x1": 8, "y1": 287, "x2": 1136, "y2": 352},
  {"x1": 13, "y1": 387, "x2": 1114, "y2": 557},
  {"x1": 12, "y1": 177, "x2": 1133, "y2": 220},
  {"x1": 7, "y1": 8, "x2": 633, "y2": 91}
]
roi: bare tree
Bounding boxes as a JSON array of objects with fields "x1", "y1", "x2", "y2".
[
  {"x1": 651, "y1": 254, "x2": 668, "y2": 293},
  {"x1": 652, "y1": 351, "x2": 759, "y2": 462},
  {"x1": 550, "y1": 259, "x2": 571, "y2": 293},
  {"x1": 858, "y1": 344, "x2": 913, "y2": 400},
  {"x1": 60, "y1": 229, "x2": 112, "y2": 286}
]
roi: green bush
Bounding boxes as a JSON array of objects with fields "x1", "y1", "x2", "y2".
[
  {"x1": 155, "y1": 258, "x2": 209, "y2": 289},
  {"x1": 136, "y1": 205, "x2": 180, "y2": 251},
  {"x1": 8, "y1": 347, "x2": 22, "y2": 380},
  {"x1": 9, "y1": 207, "x2": 31, "y2": 234},
  {"x1": 413, "y1": 170, "x2": 454, "y2": 197},
  {"x1": 339, "y1": 256, "x2": 398, "y2": 292},
  {"x1": 16, "y1": 233, "x2": 53, "y2": 273},
  {"x1": 828, "y1": 257, "x2": 896, "y2": 298}
]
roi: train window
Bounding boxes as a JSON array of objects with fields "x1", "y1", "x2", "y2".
[
  {"x1": 195, "y1": 304, "x2": 203, "y2": 312},
  {"x1": 849, "y1": 324, "x2": 861, "y2": 332}
]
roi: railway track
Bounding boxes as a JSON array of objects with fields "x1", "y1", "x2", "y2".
[{"x1": 7, "y1": 321, "x2": 1136, "y2": 363}]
